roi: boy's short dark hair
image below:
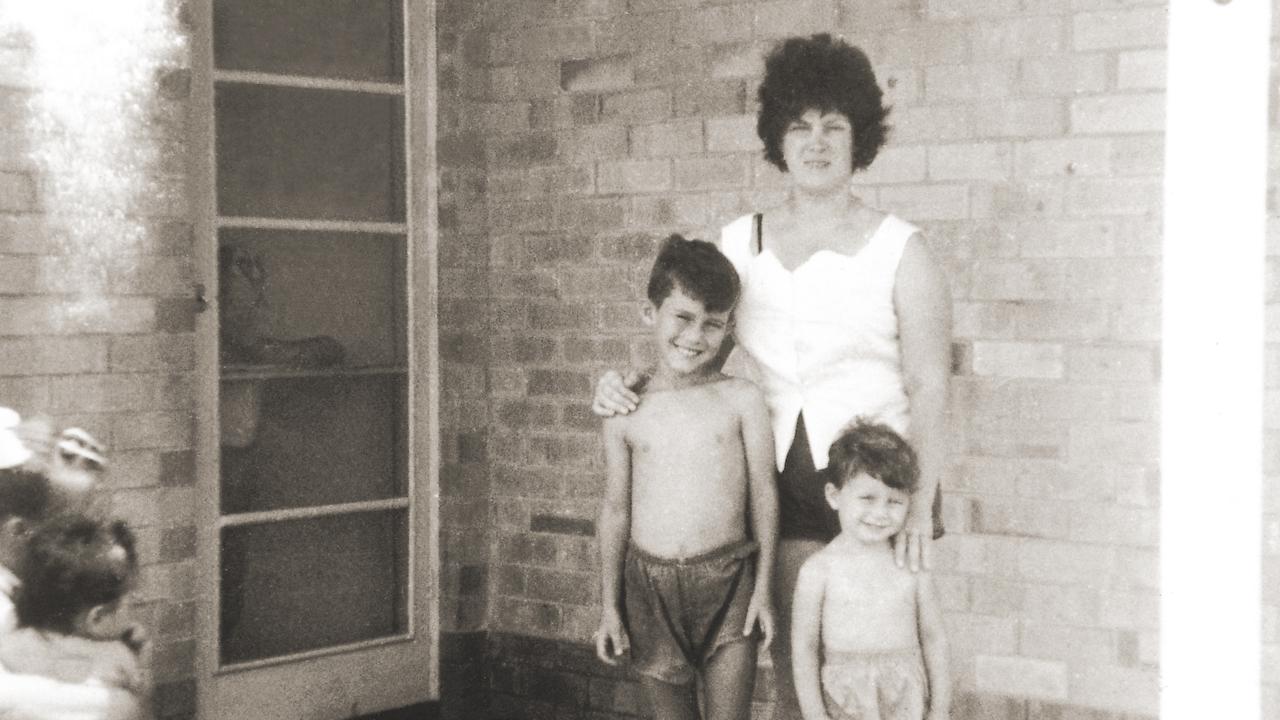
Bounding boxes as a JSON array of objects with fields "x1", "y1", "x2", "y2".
[
  {"x1": 828, "y1": 418, "x2": 919, "y2": 493},
  {"x1": 757, "y1": 33, "x2": 891, "y2": 173},
  {"x1": 15, "y1": 512, "x2": 137, "y2": 634},
  {"x1": 0, "y1": 467, "x2": 52, "y2": 522},
  {"x1": 646, "y1": 234, "x2": 740, "y2": 313}
]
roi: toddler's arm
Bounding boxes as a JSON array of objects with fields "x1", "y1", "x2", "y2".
[
  {"x1": 594, "y1": 417, "x2": 632, "y2": 665},
  {"x1": 737, "y1": 384, "x2": 777, "y2": 650},
  {"x1": 790, "y1": 555, "x2": 832, "y2": 720},
  {"x1": 916, "y1": 572, "x2": 951, "y2": 720}
]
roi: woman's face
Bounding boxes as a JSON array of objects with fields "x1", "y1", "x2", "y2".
[{"x1": 781, "y1": 108, "x2": 854, "y2": 194}]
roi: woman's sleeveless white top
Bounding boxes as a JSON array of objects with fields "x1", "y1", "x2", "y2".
[{"x1": 719, "y1": 212, "x2": 917, "y2": 471}]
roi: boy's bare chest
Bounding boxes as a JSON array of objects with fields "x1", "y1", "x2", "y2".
[{"x1": 625, "y1": 393, "x2": 740, "y2": 453}]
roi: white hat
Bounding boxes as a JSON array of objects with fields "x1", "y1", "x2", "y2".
[{"x1": 0, "y1": 407, "x2": 33, "y2": 469}]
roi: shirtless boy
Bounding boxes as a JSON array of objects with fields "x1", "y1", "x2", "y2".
[{"x1": 595, "y1": 235, "x2": 778, "y2": 720}]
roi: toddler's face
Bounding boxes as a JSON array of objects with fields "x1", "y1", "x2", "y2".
[
  {"x1": 645, "y1": 286, "x2": 732, "y2": 377},
  {"x1": 825, "y1": 471, "x2": 910, "y2": 544}
]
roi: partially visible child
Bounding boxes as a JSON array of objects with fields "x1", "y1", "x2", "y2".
[
  {"x1": 0, "y1": 407, "x2": 142, "y2": 720},
  {"x1": 595, "y1": 235, "x2": 778, "y2": 720},
  {"x1": 791, "y1": 419, "x2": 950, "y2": 720},
  {"x1": 0, "y1": 407, "x2": 107, "y2": 631},
  {"x1": 0, "y1": 465, "x2": 55, "y2": 632},
  {"x1": 1, "y1": 511, "x2": 147, "y2": 697}
]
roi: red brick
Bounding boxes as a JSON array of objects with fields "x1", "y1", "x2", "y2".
[
  {"x1": 752, "y1": 0, "x2": 839, "y2": 39},
  {"x1": 594, "y1": 11, "x2": 677, "y2": 55},
  {"x1": 673, "y1": 79, "x2": 747, "y2": 117},
  {"x1": 673, "y1": 155, "x2": 751, "y2": 192},
  {"x1": 107, "y1": 335, "x2": 194, "y2": 372},
  {"x1": 878, "y1": 184, "x2": 969, "y2": 220},
  {"x1": 527, "y1": 369, "x2": 592, "y2": 396},
  {"x1": 596, "y1": 159, "x2": 672, "y2": 194},
  {"x1": 560, "y1": 56, "x2": 634, "y2": 93},
  {"x1": 1073, "y1": 8, "x2": 1168, "y2": 51},
  {"x1": 709, "y1": 41, "x2": 768, "y2": 80},
  {"x1": 927, "y1": 0, "x2": 1020, "y2": 18},
  {"x1": 972, "y1": 17, "x2": 1066, "y2": 58},
  {"x1": 1070, "y1": 94, "x2": 1165, "y2": 135},
  {"x1": 0, "y1": 336, "x2": 109, "y2": 375},
  {"x1": 1068, "y1": 177, "x2": 1163, "y2": 217},
  {"x1": 556, "y1": 125, "x2": 627, "y2": 162},
  {"x1": 874, "y1": 26, "x2": 969, "y2": 66},
  {"x1": 973, "y1": 99, "x2": 1067, "y2": 138},
  {"x1": 706, "y1": 115, "x2": 759, "y2": 154},
  {"x1": 1015, "y1": 138, "x2": 1112, "y2": 178},
  {"x1": 675, "y1": 5, "x2": 753, "y2": 47},
  {"x1": 630, "y1": 119, "x2": 704, "y2": 158},
  {"x1": 1018, "y1": 54, "x2": 1108, "y2": 96},
  {"x1": 0, "y1": 172, "x2": 34, "y2": 212},
  {"x1": 478, "y1": 101, "x2": 533, "y2": 135},
  {"x1": 926, "y1": 63, "x2": 1017, "y2": 102},
  {"x1": 1117, "y1": 49, "x2": 1167, "y2": 90},
  {"x1": 601, "y1": 87, "x2": 672, "y2": 124},
  {"x1": 930, "y1": 142, "x2": 1014, "y2": 182},
  {"x1": 892, "y1": 105, "x2": 977, "y2": 143}
]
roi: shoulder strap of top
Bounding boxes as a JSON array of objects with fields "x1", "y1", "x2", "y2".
[
  {"x1": 718, "y1": 214, "x2": 758, "y2": 275},
  {"x1": 869, "y1": 214, "x2": 920, "y2": 266},
  {"x1": 753, "y1": 213, "x2": 762, "y2": 256}
]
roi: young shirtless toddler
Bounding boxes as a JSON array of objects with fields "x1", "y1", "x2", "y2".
[
  {"x1": 791, "y1": 419, "x2": 950, "y2": 720},
  {"x1": 595, "y1": 235, "x2": 778, "y2": 720}
]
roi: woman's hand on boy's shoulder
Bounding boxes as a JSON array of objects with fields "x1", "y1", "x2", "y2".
[{"x1": 591, "y1": 369, "x2": 645, "y2": 417}]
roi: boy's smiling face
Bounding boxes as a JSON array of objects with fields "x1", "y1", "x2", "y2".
[{"x1": 644, "y1": 285, "x2": 732, "y2": 378}]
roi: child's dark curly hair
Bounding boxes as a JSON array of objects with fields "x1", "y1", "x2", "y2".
[
  {"x1": 827, "y1": 418, "x2": 919, "y2": 493},
  {"x1": 15, "y1": 512, "x2": 137, "y2": 635},
  {"x1": 646, "y1": 234, "x2": 741, "y2": 313},
  {"x1": 756, "y1": 33, "x2": 891, "y2": 173}
]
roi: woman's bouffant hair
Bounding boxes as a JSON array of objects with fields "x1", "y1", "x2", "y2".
[
  {"x1": 646, "y1": 234, "x2": 741, "y2": 314},
  {"x1": 827, "y1": 418, "x2": 918, "y2": 493},
  {"x1": 756, "y1": 33, "x2": 891, "y2": 173}
]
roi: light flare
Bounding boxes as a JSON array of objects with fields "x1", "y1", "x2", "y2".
[{"x1": 0, "y1": 0, "x2": 186, "y2": 328}]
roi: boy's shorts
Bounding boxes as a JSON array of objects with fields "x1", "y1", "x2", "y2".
[
  {"x1": 623, "y1": 539, "x2": 758, "y2": 685},
  {"x1": 821, "y1": 649, "x2": 927, "y2": 720}
]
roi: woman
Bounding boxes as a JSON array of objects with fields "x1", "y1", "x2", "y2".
[{"x1": 593, "y1": 34, "x2": 951, "y2": 719}]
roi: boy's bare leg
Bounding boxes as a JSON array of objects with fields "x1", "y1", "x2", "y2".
[
  {"x1": 771, "y1": 539, "x2": 825, "y2": 720},
  {"x1": 641, "y1": 677, "x2": 699, "y2": 720},
  {"x1": 703, "y1": 640, "x2": 758, "y2": 720}
]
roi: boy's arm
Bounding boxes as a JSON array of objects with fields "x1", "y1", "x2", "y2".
[
  {"x1": 737, "y1": 383, "x2": 777, "y2": 649},
  {"x1": 916, "y1": 572, "x2": 951, "y2": 720},
  {"x1": 790, "y1": 556, "x2": 831, "y2": 720},
  {"x1": 594, "y1": 416, "x2": 632, "y2": 664}
]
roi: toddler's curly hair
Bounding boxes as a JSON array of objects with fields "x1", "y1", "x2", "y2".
[{"x1": 827, "y1": 418, "x2": 919, "y2": 493}]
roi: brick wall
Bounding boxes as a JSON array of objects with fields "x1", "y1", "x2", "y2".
[
  {"x1": 0, "y1": 4, "x2": 197, "y2": 718},
  {"x1": 447, "y1": 0, "x2": 1175, "y2": 718}
]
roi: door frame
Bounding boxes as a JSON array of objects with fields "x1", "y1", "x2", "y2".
[{"x1": 189, "y1": 1, "x2": 440, "y2": 715}]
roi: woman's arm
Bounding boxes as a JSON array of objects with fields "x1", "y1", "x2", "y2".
[
  {"x1": 594, "y1": 417, "x2": 632, "y2": 664},
  {"x1": 790, "y1": 556, "x2": 832, "y2": 720},
  {"x1": 893, "y1": 234, "x2": 952, "y2": 571},
  {"x1": 916, "y1": 573, "x2": 951, "y2": 719}
]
